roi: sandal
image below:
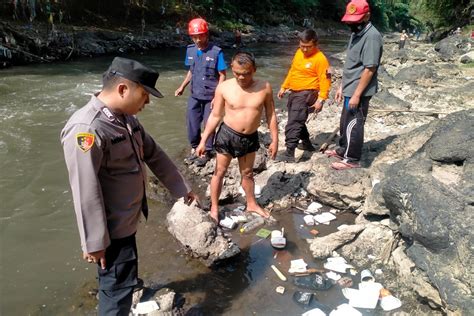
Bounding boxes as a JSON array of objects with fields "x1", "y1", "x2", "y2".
[
  {"x1": 325, "y1": 149, "x2": 343, "y2": 160},
  {"x1": 293, "y1": 273, "x2": 333, "y2": 291},
  {"x1": 331, "y1": 160, "x2": 361, "y2": 170}
]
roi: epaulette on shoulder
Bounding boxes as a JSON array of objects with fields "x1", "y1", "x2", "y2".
[
  {"x1": 211, "y1": 44, "x2": 222, "y2": 52},
  {"x1": 187, "y1": 43, "x2": 196, "y2": 49}
]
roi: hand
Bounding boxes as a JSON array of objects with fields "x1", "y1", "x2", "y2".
[
  {"x1": 268, "y1": 141, "x2": 278, "y2": 160},
  {"x1": 195, "y1": 143, "x2": 206, "y2": 157},
  {"x1": 174, "y1": 86, "x2": 184, "y2": 97},
  {"x1": 83, "y1": 250, "x2": 106, "y2": 269},
  {"x1": 348, "y1": 95, "x2": 360, "y2": 109},
  {"x1": 185, "y1": 191, "x2": 200, "y2": 206},
  {"x1": 311, "y1": 100, "x2": 324, "y2": 113},
  {"x1": 277, "y1": 88, "x2": 287, "y2": 99},
  {"x1": 335, "y1": 86, "x2": 343, "y2": 103}
]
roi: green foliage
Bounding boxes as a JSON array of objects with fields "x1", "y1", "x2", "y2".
[{"x1": 2, "y1": 0, "x2": 470, "y2": 32}]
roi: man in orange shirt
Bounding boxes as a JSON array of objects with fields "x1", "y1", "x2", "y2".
[{"x1": 277, "y1": 29, "x2": 331, "y2": 162}]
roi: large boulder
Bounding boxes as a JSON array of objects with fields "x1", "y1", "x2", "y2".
[
  {"x1": 434, "y1": 35, "x2": 472, "y2": 60},
  {"x1": 166, "y1": 199, "x2": 240, "y2": 266},
  {"x1": 373, "y1": 110, "x2": 474, "y2": 313}
]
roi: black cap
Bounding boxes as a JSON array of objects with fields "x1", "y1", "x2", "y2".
[{"x1": 106, "y1": 57, "x2": 164, "y2": 98}]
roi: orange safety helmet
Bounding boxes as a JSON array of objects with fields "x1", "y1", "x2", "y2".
[{"x1": 188, "y1": 18, "x2": 209, "y2": 35}]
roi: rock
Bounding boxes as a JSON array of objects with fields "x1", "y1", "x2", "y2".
[
  {"x1": 371, "y1": 89, "x2": 411, "y2": 110},
  {"x1": 459, "y1": 51, "x2": 474, "y2": 64},
  {"x1": 434, "y1": 35, "x2": 472, "y2": 59},
  {"x1": 373, "y1": 110, "x2": 474, "y2": 313},
  {"x1": 394, "y1": 64, "x2": 436, "y2": 82},
  {"x1": 307, "y1": 224, "x2": 366, "y2": 258},
  {"x1": 339, "y1": 223, "x2": 395, "y2": 266},
  {"x1": 166, "y1": 198, "x2": 240, "y2": 266}
]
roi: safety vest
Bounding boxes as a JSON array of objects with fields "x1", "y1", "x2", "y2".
[{"x1": 186, "y1": 43, "x2": 221, "y2": 100}]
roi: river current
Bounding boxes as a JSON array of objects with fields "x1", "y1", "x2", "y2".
[{"x1": 0, "y1": 40, "x2": 346, "y2": 315}]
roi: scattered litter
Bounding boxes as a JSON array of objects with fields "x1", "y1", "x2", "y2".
[
  {"x1": 329, "y1": 209, "x2": 339, "y2": 214},
  {"x1": 314, "y1": 212, "x2": 337, "y2": 224},
  {"x1": 310, "y1": 229, "x2": 319, "y2": 236},
  {"x1": 360, "y1": 269, "x2": 375, "y2": 282},
  {"x1": 219, "y1": 217, "x2": 236, "y2": 229},
  {"x1": 331, "y1": 251, "x2": 340, "y2": 257},
  {"x1": 293, "y1": 291, "x2": 313, "y2": 306},
  {"x1": 304, "y1": 215, "x2": 315, "y2": 225},
  {"x1": 367, "y1": 254, "x2": 376, "y2": 260},
  {"x1": 302, "y1": 308, "x2": 327, "y2": 316},
  {"x1": 349, "y1": 269, "x2": 358, "y2": 276},
  {"x1": 271, "y1": 264, "x2": 287, "y2": 281},
  {"x1": 256, "y1": 228, "x2": 272, "y2": 238},
  {"x1": 326, "y1": 271, "x2": 341, "y2": 281},
  {"x1": 240, "y1": 216, "x2": 264, "y2": 233},
  {"x1": 337, "y1": 277, "x2": 353, "y2": 288},
  {"x1": 271, "y1": 229, "x2": 286, "y2": 249},
  {"x1": 233, "y1": 205, "x2": 246, "y2": 212},
  {"x1": 299, "y1": 188, "x2": 308, "y2": 197},
  {"x1": 131, "y1": 300, "x2": 160, "y2": 315},
  {"x1": 380, "y1": 292, "x2": 402, "y2": 311},
  {"x1": 329, "y1": 303, "x2": 362, "y2": 316},
  {"x1": 294, "y1": 273, "x2": 333, "y2": 291},
  {"x1": 238, "y1": 185, "x2": 261, "y2": 198},
  {"x1": 346, "y1": 282, "x2": 383, "y2": 309},
  {"x1": 306, "y1": 202, "x2": 323, "y2": 214},
  {"x1": 289, "y1": 259, "x2": 308, "y2": 274},
  {"x1": 337, "y1": 224, "x2": 349, "y2": 231},
  {"x1": 375, "y1": 269, "x2": 383, "y2": 275},
  {"x1": 324, "y1": 257, "x2": 354, "y2": 274},
  {"x1": 230, "y1": 215, "x2": 247, "y2": 223},
  {"x1": 276, "y1": 286, "x2": 285, "y2": 294}
]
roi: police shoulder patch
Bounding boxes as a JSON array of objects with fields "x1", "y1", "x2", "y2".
[{"x1": 76, "y1": 133, "x2": 95, "y2": 152}]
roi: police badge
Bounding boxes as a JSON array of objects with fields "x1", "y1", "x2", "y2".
[{"x1": 76, "y1": 133, "x2": 95, "y2": 152}]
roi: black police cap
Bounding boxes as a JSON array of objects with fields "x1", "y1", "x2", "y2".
[{"x1": 107, "y1": 57, "x2": 164, "y2": 98}]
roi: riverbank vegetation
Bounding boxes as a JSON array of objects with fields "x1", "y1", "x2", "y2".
[{"x1": 1, "y1": 0, "x2": 472, "y2": 33}]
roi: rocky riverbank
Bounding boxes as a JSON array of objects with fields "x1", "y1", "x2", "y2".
[
  {"x1": 0, "y1": 20, "x2": 346, "y2": 67},
  {"x1": 154, "y1": 33, "x2": 473, "y2": 314}
]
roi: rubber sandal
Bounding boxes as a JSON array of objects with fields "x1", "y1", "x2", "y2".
[
  {"x1": 325, "y1": 149, "x2": 343, "y2": 160},
  {"x1": 293, "y1": 272, "x2": 333, "y2": 291},
  {"x1": 331, "y1": 160, "x2": 361, "y2": 170}
]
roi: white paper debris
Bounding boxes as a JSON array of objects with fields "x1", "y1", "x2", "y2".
[
  {"x1": 288, "y1": 259, "x2": 308, "y2": 274},
  {"x1": 305, "y1": 202, "x2": 323, "y2": 214},
  {"x1": 302, "y1": 308, "x2": 327, "y2": 316},
  {"x1": 326, "y1": 271, "x2": 341, "y2": 281},
  {"x1": 329, "y1": 303, "x2": 362, "y2": 316},
  {"x1": 314, "y1": 212, "x2": 336, "y2": 224}
]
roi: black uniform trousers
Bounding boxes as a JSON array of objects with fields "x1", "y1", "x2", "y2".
[
  {"x1": 337, "y1": 96, "x2": 371, "y2": 162},
  {"x1": 285, "y1": 90, "x2": 318, "y2": 149},
  {"x1": 97, "y1": 234, "x2": 138, "y2": 316}
]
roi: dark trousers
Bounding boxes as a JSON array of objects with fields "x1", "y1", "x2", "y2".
[
  {"x1": 284, "y1": 90, "x2": 317, "y2": 149},
  {"x1": 337, "y1": 96, "x2": 371, "y2": 162},
  {"x1": 187, "y1": 97, "x2": 214, "y2": 151},
  {"x1": 97, "y1": 234, "x2": 138, "y2": 316}
]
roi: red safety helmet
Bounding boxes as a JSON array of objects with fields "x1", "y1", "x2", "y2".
[{"x1": 188, "y1": 18, "x2": 209, "y2": 35}]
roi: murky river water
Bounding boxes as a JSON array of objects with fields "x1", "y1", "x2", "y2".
[{"x1": 0, "y1": 40, "x2": 348, "y2": 315}]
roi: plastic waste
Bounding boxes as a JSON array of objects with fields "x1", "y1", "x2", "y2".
[
  {"x1": 240, "y1": 216, "x2": 264, "y2": 233},
  {"x1": 219, "y1": 217, "x2": 236, "y2": 229}
]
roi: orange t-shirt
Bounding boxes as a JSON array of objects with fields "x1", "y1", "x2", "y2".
[{"x1": 281, "y1": 48, "x2": 331, "y2": 100}]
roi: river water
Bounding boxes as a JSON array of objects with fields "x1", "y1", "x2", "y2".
[{"x1": 0, "y1": 40, "x2": 347, "y2": 315}]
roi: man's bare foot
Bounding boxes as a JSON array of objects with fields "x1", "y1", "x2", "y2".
[
  {"x1": 246, "y1": 206, "x2": 270, "y2": 218},
  {"x1": 209, "y1": 211, "x2": 219, "y2": 224}
]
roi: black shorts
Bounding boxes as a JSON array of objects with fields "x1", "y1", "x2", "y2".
[{"x1": 214, "y1": 123, "x2": 260, "y2": 158}]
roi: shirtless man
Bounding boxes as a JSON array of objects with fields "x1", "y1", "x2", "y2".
[{"x1": 196, "y1": 52, "x2": 278, "y2": 222}]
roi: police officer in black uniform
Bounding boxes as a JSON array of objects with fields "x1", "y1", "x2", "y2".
[{"x1": 61, "y1": 57, "x2": 199, "y2": 315}]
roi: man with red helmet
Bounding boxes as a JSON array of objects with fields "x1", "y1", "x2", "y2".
[
  {"x1": 326, "y1": 0, "x2": 383, "y2": 170},
  {"x1": 175, "y1": 18, "x2": 227, "y2": 167}
]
